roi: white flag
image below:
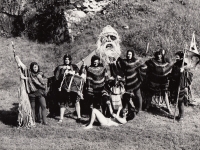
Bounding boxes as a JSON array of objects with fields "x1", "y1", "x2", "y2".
[
  {"x1": 189, "y1": 32, "x2": 199, "y2": 54},
  {"x1": 185, "y1": 32, "x2": 200, "y2": 69}
]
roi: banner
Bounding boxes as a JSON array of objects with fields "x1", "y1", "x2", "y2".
[{"x1": 185, "y1": 32, "x2": 200, "y2": 69}]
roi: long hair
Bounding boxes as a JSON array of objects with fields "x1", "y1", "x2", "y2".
[
  {"x1": 126, "y1": 50, "x2": 136, "y2": 62},
  {"x1": 30, "y1": 62, "x2": 40, "y2": 73},
  {"x1": 154, "y1": 51, "x2": 165, "y2": 63},
  {"x1": 91, "y1": 55, "x2": 100, "y2": 67},
  {"x1": 63, "y1": 54, "x2": 72, "y2": 65},
  {"x1": 175, "y1": 51, "x2": 184, "y2": 59}
]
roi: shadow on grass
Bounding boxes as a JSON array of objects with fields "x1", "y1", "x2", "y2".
[
  {"x1": 147, "y1": 105, "x2": 174, "y2": 119},
  {"x1": 0, "y1": 103, "x2": 18, "y2": 127},
  {"x1": 64, "y1": 109, "x2": 100, "y2": 126}
]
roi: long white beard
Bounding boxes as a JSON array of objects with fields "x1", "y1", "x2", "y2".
[{"x1": 96, "y1": 40, "x2": 121, "y2": 66}]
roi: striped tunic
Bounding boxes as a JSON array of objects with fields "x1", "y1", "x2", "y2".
[
  {"x1": 121, "y1": 59, "x2": 145, "y2": 92},
  {"x1": 86, "y1": 66, "x2": 107, "y2": 94},
  {"x1": 146, "y1": 58, "x2": 172, "y2": 92}
]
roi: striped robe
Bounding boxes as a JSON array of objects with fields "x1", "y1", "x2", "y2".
[
  {"x1": 86, "y1": 66, "x2": 107, "y2": 94},
  {"x1": 146, "y1": 58, "x2": 172, "y2": 92},
  {"x1": 121, "y1": 59, "x2": 145, "y2": 92}
]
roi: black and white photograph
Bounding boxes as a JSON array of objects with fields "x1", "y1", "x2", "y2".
[{"x1": 0, "y1": 0, "x2": 200, "y2": 149}]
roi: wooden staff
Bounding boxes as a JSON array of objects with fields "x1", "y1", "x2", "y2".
[
  {"x1": 173, "y1": 48, "x2": 186, "y2": 122},
  {"x1": 12, "y1": 41, "x2": 28, "y2": 84}
]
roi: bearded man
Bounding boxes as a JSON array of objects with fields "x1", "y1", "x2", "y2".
[
  {"x1": 96, "y1": 25, "x2": 124, "y2": 78},
  {"x1": 96, "y1": 26, "x2": 146, "y2": 114}
]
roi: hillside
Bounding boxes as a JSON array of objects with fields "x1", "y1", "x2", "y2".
[{"x1": 0, "y1": 0, "x2": 200, "y2": 149}]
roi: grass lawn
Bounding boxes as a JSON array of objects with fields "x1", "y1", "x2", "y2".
[
  {"x1": 0, "y1": 35, "x2": 200, "y2": 150},
  {"x1": 0, "y1": 0, "x2": 200, "y2": 149}
]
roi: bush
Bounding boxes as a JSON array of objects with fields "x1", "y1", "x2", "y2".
[{"x1": 24, "y1": 6, "x2": 70, "y2": 44}]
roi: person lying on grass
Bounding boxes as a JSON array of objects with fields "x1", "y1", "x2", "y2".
[{"x1": 84, "y1": 101, "x2": 128, "y2": 129}]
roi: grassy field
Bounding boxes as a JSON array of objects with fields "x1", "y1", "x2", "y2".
[{"x1": 0, "y1": 0, "x2": 200, "y2": 149}]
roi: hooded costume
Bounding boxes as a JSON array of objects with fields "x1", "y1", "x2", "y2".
[
  {"x1": 85, "y1": 55, "x2": 108, "y2": 94},
  {"x1": 145, "y1": 51, "x2": 173, "y2": 93}
]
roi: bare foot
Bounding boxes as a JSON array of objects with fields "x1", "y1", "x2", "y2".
[
  {"x1": 168, "y1": 110, "x2": 173, "y2": 115},
  {"x1": 84, "y1": 125, "x2": 93, "y2": 129},
  {"x1": 82, "y1": 124, "x2": 88, "y2": 127},
  {"x1": 58, "y1": 119, "x2": 63, "y2": 123}
]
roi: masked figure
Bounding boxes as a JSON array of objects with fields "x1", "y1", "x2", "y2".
[{"x1": 96, "y1": 25, "x2": 123, "y2": 78}]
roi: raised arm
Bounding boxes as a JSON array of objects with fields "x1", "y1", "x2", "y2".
[{"x1": 13, "y1": 49, "x2": 27, "y2": 71}]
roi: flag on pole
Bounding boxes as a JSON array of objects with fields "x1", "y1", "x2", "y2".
[
  {"x1": 189, "y1": 32, "x2": 199, "y2": 54},
  {"x1": 185, "y1": 32, "x2": 200, "y2": 69}
]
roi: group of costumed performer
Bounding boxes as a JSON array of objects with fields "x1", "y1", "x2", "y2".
[
  {"x1": 82, "y1": 25, "x2": 197, "y2": 127},
  {"x1": 13, "y1": 25, "x2": 198, "y2": 129},
  {"x1": 81, "y1": 25, "x2": 147, "y2": 129}
]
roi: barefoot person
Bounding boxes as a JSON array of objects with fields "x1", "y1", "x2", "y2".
[{"x1": 84, "y1": 102, "x2": 128, "y2": 129}]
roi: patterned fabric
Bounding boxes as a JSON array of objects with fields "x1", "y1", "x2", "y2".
[
  {"x1": 120, "y1": 59, "x2": 144, "y2": 92},
  {"x1": 86, "y1": 66, "x2": 107, "y2": 93},
  {"x1": 111, "y1": 86, "x2": 124, "y2": 110},
  {"x1": 146, "y1": 58, "x2": 172, "y2": 92},
  {"x1": 27, "y1": 71, "x2": 46, "y2": 93},
  {"x1": 54, "y1": 64, "x2": 79, "y2": 82},
  {"x1": 170, "y1": 60, "x2": 193, "y2": 101},
  {"x1": 102, "y1": 80, "x2": 125, "y2": 110},
  {"x1": 139, "y1": 63, "x2": 147, "y2": 81}
]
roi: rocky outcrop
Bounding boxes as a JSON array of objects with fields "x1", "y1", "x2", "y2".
[
  {"x1": 0, "y1": 0, "x2": 111, "y2": 43},
  {"x1": 63, "y1": 0, "x2": 110, "y2": 42}
]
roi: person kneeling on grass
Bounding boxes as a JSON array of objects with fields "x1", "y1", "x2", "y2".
[{"x1": 84, "y1": 101, "x2": 128, "y2": 129}]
